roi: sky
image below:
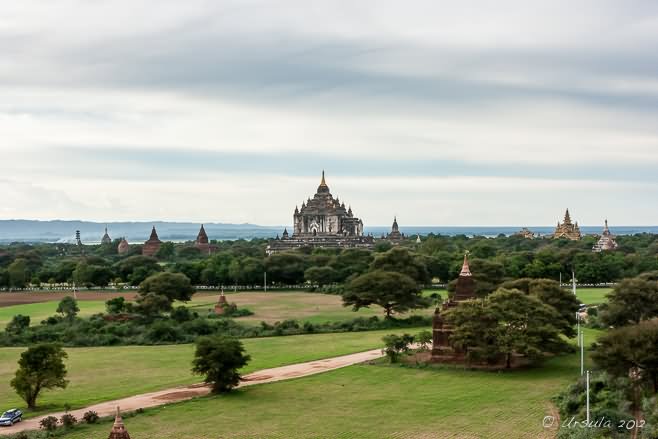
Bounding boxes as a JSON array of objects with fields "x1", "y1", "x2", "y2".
[{"x1": 1, "y1": 0, "x2": 658, "y2": 227}]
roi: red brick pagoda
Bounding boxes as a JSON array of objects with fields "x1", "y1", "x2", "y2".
[
  {"x1": 108, "y1": 407, "x2": 131, "y2": 439},
  {"x1": 142, "y1": 226, "x2": 162, "y2": 257}
]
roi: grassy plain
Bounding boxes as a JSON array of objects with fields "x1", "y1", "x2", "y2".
[
  {"x1": 0, "y1": 301, "x2": 108, "y2": 329},
  {"x1": 575, "y1": 287, "x2": 611, "y2": 305},
  {"x1": 0, "y1": 328, "x2": 427, "y2": 417},
  {"x1": 52, "y1": 328, "x2": 603, "y2": 439}
]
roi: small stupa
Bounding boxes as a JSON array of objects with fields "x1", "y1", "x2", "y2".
[
  {"x1": 214, "y1": 290, "x2": 229, "y2": 315},
  {"x1": 117, "y1": 238, "x2": 130, "y2": 254},
  {"x1": 108, "y1": 407, "x2": 131, "y2": 439},
  {"x1": 101, "y1": 227, "x2": 112, "y2": 245}
]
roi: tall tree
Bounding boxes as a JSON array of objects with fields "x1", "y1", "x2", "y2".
[
  {"x1": 7, "y1": 258, "x2": 28, "y2": 289},
  {"x1": 192, "y1": 335, "x2": 250, "y2": 393},
  {"x1": 592, "y1": 319, "x2": 658, "y2": 393},
  {"x1": 600, "y1": 277, "x2": 658, "y2": 327},
  {"x1": 11, "y1": 344, "x2": 68, "y2": 409},
  {"x1": 370, "y1": 247, "x2": 430, "y2": 285},
  {"x1": 56, "y1": 296, "x2": 79, "y2": 322},
  {"x1": 343, "y1": 270, "x2": 429, "y2": 318},
  {"x1": 138, "y1": 272, "x2": 195, "y2": 303}
]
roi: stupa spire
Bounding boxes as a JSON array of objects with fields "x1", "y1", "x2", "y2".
[
  {"x1": 108, "y1": 406, "x2": 131, "y2": 439},
  {"x1": 459, "y1": 251, "x2": 472, "y2": 277}
]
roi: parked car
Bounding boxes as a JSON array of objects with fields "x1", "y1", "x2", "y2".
[{"x1": 0, "y1": 409, "x2": 22, "y2": 426}]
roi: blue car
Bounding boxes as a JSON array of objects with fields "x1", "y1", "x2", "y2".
[{"x1": 0, "y1": 409, "x2": 22, "y2": 426}]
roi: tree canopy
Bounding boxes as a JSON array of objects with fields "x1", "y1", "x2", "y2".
[
  {"x1": 192, "y1": 335, "x2": 251, "y2": 393},
  {"x1": 10, "y1": 344, "x2": 68, "y2": 409}
]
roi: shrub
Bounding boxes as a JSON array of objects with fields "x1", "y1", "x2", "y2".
[
  {"x1": 382, "y1": 333, "x2": 414, "y2": 363},
  {"x1": 82, "y1": 410, "x2": 99, "y2": 424},
  {"x1": 40, "y1": 416, "x2": 58, "y2": 431},
  {"x1": 60, "y1": 413, "x2": 77, "y2": 428}
]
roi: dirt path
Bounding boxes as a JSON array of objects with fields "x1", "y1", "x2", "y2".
[{"x1": 0, "y1": 348, "x2": 385, "y2": 435}]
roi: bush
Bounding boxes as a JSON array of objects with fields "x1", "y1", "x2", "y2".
[
  {"x1": 40, "y1": 416, "x2": 58, "y2": 431},
  {"x1": 82, "y1": 410, "x2": 99, "y2": 424},
  {"x1": 382, "y1": 333, "x2": 414, "y2": 363},
  {"x1": 60, "y1": 413, "x2": 77, "y2": 428}
]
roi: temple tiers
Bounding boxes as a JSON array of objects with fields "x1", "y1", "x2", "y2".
[
  {"x1": 592, "y1": 219, "x2": 618, "y2": 252},
  {"x1": 431, "y1": 251, "x2": 478, "y2": 362},
  {"x1": 267, "y1": 171, "x2": 374, "y2": 254},
  {"x1": 142, "y1": 226, "x2": 162, "y2": 257},
  {"x1": 117, "y1": 238, "x2": 130, "y2": 254},
  {"x1": 515, "y1": 228, "x2": 535, "y2": 239},
  {"x1": 194, "y1": 224, "x2": 216, "y2": 254},
  {"x1": 553, "y1": 209, "x2": 581, "y2": 240},
  {"x1": 108, "y1": 407, "x2": 131, "y2": 439},
  {"x1": 214, "y1": 291, "x2": 229, "y2": 315},
  {"x1": 101, "y1": 227, "x2": 112, "y2": 245}
]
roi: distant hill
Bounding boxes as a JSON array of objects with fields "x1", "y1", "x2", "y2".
[
  {"x1": 0, "y1": 220, "x2": 282, "y2": 244},
  {"x1": 1, "y1": 220, "x2": 656, "y2": 244}
]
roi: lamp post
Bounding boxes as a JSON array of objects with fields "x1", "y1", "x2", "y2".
[
  {"x1": 264, "y1": 272, "x2": 267, "y2": 292},
  {"x1": 580, "y1": 329, "x2": 585, "y2": 376},
  {"x1": 586, "y1": 370, "x2": 591, "y2": 424}
]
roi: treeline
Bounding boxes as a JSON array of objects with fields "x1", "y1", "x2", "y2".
[{"x1": 1, "y1": 232, "x2": 657, "y2": 289}]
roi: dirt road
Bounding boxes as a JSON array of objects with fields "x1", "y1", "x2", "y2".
[{"x1": 0, "y1": 348, "x2": 385, "y2": 435}]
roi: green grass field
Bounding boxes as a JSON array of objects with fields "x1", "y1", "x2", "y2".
[
  {"x1": 51, "y1": 328, "x2": 603, "y2": 439},
  {"x1": 0, "y1": 301, "x2": 108, "y2": 329},
  {"x1": 575, "y1": 287, "x2": 611, "y2": 305},
  {"x1": 0, "y1": 328, "x2": 427, "y2": 418}
]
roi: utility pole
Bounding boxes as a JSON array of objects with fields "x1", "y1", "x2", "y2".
[
  {"x1": 577, "y1": 312, "x2": 580, "y2": 347},
  {"x1": 578, "y1": 330, "x2": 589, "y2": 376},
  {"x1": 586, "y1": 370, "x2": 591, "y2": 424},
  {"x1": 264, "y1": 272, "x2": 267, "y2": 292}
]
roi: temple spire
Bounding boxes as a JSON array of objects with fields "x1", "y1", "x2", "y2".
[
  {"x1": 459, "y1": 251, "x2": 472, "y2": 277},
  {"x1": 317, "y1": 170, "x2": 330, "y2": 193},
  {"x1": 108, "y1": 406, "x2": 131, "y2": 439}
]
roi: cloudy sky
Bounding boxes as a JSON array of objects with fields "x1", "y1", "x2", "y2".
[{"x1": 1, "y1": 0, "x2": 658, "y2": 226}]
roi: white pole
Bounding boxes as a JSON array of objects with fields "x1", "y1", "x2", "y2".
[
  {"x1": 580, "y1": 330, "x2": 589, "y2": 375},
  {"x1": 586, "y1": 370, "x2": 591, "y2": 424},
  {"x1": 572, "y1": 270, "x2": 576, "y2": 295},
  {"x1": 577, "y1": 313, "x2": 580, "y2": 347},
  {"x1": 264, "y1": 272, "x2": 267, "y2": 292}
]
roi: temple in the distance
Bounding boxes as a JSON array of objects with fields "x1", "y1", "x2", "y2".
[
  {"x1": 553, "y1": 209, "x2": 581, "y2": 240},
  {"x1": 266, "y1": 171, "x2": 374, "y2": 254},
  {"x1": 592, "y1": 219, "x2": 618, "y2": 252}
]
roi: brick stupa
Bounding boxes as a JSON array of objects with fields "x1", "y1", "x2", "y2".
[
  {"x1": 214, "y1": 291, "x2": 229, "y2": 315},
  {"x1": 108, "y1": 407, "x2": 131, "y2": 439},
  {"x1": 431, "y1": 251, "x2": 477, "y2": 362},
  {"x1": 142, "y1": 226, "x2": 162, "y2": 257}
]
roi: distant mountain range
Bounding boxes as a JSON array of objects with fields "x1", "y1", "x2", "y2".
[{"x1": 0, "y1": 220, "x2": 657, "y2": 244}]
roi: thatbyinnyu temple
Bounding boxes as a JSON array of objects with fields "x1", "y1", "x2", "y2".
[{"x1": 267, "y1": 171, "x2": 376, "y2": 254}]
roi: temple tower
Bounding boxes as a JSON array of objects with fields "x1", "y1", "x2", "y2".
[
  {"x1": 117, "y1": 238, "x2": 130, "y2": 254},
  {"x1": 108, "y1": 407, "x2": 131, "y2": 439},
  {"x1": 592, "y1": 219, "x2": 618, "y2": 252},
  {"x1": 553, "y1": 209, "x2": 582, "y2": 240},
  {"x1": 142, "y1": 226, "x2": 162, "y2": 257},
  {"x1": 101, "y1": 226, "x2": 112, "y2": 245}
]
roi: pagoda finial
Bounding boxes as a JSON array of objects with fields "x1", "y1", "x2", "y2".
[
  {"x1": 321, "y1": 170, "x2": 326, "y2": 185},
  {"x1": 460, "y1": 250, "x2": 472, "y2": 277},
  {"x1": 108, "y1": 406, "x2": 130, "y2": 438}
]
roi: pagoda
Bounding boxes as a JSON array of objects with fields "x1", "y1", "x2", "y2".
[
  {"x1": 266, "y1": 171, "x2": 374, "y2": 254},
  {"x1": 592, "y1": 220, "x2": 618, "y2": 252},
  {"x1": 142, "y1": 226, "x2": 162, "y2": 257},
  {"x1": 117, "y1": 238, "x2": 130, "y2": 254},
  {"x1": 108, "y1": 407, "x2": 131, "y2": 439},
  {"x1": 214, "y1": 290, "x2": 229, "y2": 315},
  {"x1": 386, "y1": 217, "x2": 405, "y2": 242},
  {"x1": 553, "y1": 209, "x2": 581, "y2": 240},
  {"x1": 101, "y1": 227, "x2": 112, "y2": 245},
  {"x1": 431, "y1": 251, "x2": 477, "y2": 362},
  {"x1": 194, "y1": 224, "x2": 216, "y2": 254}
]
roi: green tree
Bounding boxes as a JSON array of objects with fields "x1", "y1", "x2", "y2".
[
  {"x1": 501, "y1": 278, "x2": 580, "y2": 337},
  {"x1": 192, "y1": 335, "x2": 251, "y2": 393},
  {"x1": 155, "y1": 242, "x2": 176, "y2": 260},
  {"x1": 56, "y1": 296, "x2": 79, "y2": 322},
  {"x1": 7, "y1": 258, "x2": 28, "y2": 289},
  {"x1": 304, "y1": 266, "x2": 338, "y2": 287},
  {"x1": 414, "y1": 330, "x2": 433, "y2": 352},
  {"x1": 382, "y1": 333, "x2": 414, "y2": 363},
  {"x1": 265, "y1": 253, "x2": 307, "y2": 285},
  {"x1": 5, "y1": 315, "x2": 30, "y2": 335},
  {"x1": 371, "y1": 247, "x2": 430, "y2": 284},
  {"x1": 343, "y1": 270, "x2": 429, "y2": 318},
  {"x1": 600, "y1": 277, "x2": 658, "y2": 327},
  {"x1": 105, "y1": 297, "x2": 126, "y2": 314},
  {"x1": 138, "y1": 272, "x2": 195, "y2": 304},
  {"x1": 10, "y1": 344, "x2": 68, "y2": 409},
  {"x1": 592, "y1": 319, "x2": 658, "y2": 393}
]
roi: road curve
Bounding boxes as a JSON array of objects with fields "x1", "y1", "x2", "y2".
[{"x1": 0, "y1": 348, "x2": 385, "y2": 434}]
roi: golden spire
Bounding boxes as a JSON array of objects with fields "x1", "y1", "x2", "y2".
[{"x1": 320, "y1": 170, "x2": 326, "y2": 186}]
